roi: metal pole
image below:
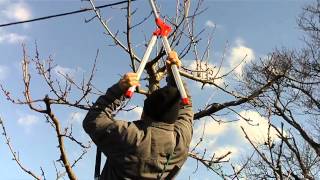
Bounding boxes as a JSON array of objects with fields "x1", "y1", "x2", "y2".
[
  {"x1": 125, "y1": 35, "x2": 158, "y2": 98},
  {"x1": 149, "y1": 0, "x2": 159, "y2": 18},
  {"x1": 162, "y1": 37, "x2": 190, "y2": 105}
]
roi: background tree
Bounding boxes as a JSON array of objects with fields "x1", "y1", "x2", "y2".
[{"x1": 240, "y1": 0, "x2": 320, "y2": 179}]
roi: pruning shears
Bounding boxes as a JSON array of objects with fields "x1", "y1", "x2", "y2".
[{"x1": 125, "y1": 0, "x2": 190, "y2": 105}]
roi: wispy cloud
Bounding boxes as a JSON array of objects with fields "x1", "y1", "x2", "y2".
[
  {"x1": 195, "y1": 110, "x2": 281, "y2": 145},
  {"x1": 190, "y1": 110, "x2": 282, "y2": 161},
  {"x1": 54, "y1": 65, "x2": 76, "y2": 78},
  {"x1": 191, "y1": 118, "x2": 228, "y2": 150},
  {"x1": 0, "y1": 1, "x2": 31, "y2": 44},
  {"x1": 0, "y1": 30, "x2": 27, "y2": 44},
  {"x1": 68, "y1": 112, "x2": 86, "y2": 124},
  {"x1": 2, "y1": 1, "x2": 32, "y2": 22},
  {"x1": 235, "y1": 110, "x2": 281, "y2": 144},
  {"x1": 194, "y1": 120, "x2": 228, "y2": 138},
  {"x1": 18, "y1": 114, "x2": 39, "y2": 126},
  {"x1": 205, "y1": 20, "x2": 221, "y2": 29},
  {"x1": 53, "y1": 65, "x2": 85, "y2": 80},
  {"x1": 205, "y1": 20, "x2": 216, "y2": 28},
  {"x1": 213, "y1": 146, "x2": 240, "y2": 160},
  {"x1": 191, "y1": 120, "x2": 241, "y2": 161},
  {"x1": 187, "y1": 60, "x2": 226, "y2": 87},
  {"x1": 116, "y1": 106, "x2": 143, "y2": 121},
  {"x1": 0, "y1": 65, "x2": 9, "y2": 80},
  {"x1": 228, "y1": 38, "x2": 255, "y2": 75},
  {"x1": 17, "y1": 114, "x2": 39, "y2": 133}
]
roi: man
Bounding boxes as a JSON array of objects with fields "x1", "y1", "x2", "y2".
[{"x1": 83, "y1": 51, "x2": 193, "y2": 179}]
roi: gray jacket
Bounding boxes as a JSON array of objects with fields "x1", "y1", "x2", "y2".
[{"x1": 83, "y1": 81, "x2": 193, "y2": 179}]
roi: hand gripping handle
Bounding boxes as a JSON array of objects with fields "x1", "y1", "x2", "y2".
[
  {"x1": 125, "y1": 35, "x2": 158, "y2": 98},
  {"x1": 149, "y1": 0, "x2": 190, "y2": 105},
  {"x1": 162, "y1": 37, "x2": 190, "y2": 105}
]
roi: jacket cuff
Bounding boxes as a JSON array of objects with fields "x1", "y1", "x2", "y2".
[{"x1": 106, "y1": 83, "x2": 124, "y2": 98}]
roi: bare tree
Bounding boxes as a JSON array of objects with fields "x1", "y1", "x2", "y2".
[
  {"x1": 240, "y1": 1, "x2": 320, "y2": 179},
  {"x1": 85, "y1": 0, "x2": 284, "y2": 178}
]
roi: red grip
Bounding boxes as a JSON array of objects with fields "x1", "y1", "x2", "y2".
[
  {"x1": 181, "y1": 98, "x2": 190, "y2": 105},
  {"x1": 125, "y1": 90, "x2": 134, "y2": 98}
]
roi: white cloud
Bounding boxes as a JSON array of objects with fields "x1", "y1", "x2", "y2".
[
  {"x1": 190, "y1": 119, "x2": 228, "y2": 150},
  {"x1": 54, "y1": 65, "x2": 76, "y2": 78},
  {"x1": 2, "y1": 2, "x2": 32, "y2": 21},
  {"x1": 68, "y1": 112, "x2": 86, "y2": 124},
  {"x1": 0, "y1": 31, "x2": 27, "y2": 44},
  {"x1": 0, "y1": 65, "x2": 9, "y2": 80},
  {"x1": 228, "y1": 38, "x2": 255, "y2": 75},
  {"x1": 195, "y1": 120, "x2": 228, "y2": 137},
  {"x1": 53, "y1": 65, "x2": 86, "y2": 80},
  {"x1": 191, "y1": 130, "x2": 216, "y2": 150},
  {"x1": 187, "y1": 60, "x2": 226, "y2": 87},
  {"x1": 235, "y1": 110, "x2": 280, "y2": 144},
  {"x1": 190, "y1": 110, "x2": 282, "y2": 161},
  {"x1": 18, "y1": 114, "x2": 39, "y2": 128},
  {"x1": 213, "y1": 146, "x2": 240, "y2": 160},
  {"x1": 116, "y1": 106, "x2": 143, "y2": 121},
  {"x1": 191, "y1": 120, "x2": 240, "y2": 160},
  {"x1": 205, "y1": 20, "x2": 216, "y2": 28},
  {"x1": 0, "y1": 2, "x2": 30, "y2": 43},
  {"x1": 205, "y1": 20, "x2": 222, "y2": 29},
  {"x1": 0, "y1": 2, "x2": 31, "y2": 43}
]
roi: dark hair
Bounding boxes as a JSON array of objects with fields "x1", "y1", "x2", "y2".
[{"x1": 143, "y1": 86, "x2": 180, "y2": 123}]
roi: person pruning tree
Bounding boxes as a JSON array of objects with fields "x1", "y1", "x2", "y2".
[{"x1": 83, "y1": 51, "x2": 194, "y2": 179}]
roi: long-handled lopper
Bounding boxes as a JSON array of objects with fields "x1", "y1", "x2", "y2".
[{"x1": 125, "y1": 0, "x2": 190, "y2": 105}]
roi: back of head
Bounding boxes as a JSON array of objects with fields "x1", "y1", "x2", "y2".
[{"x1": 143, "y1": 86, "x2": 180, "y2": 124}]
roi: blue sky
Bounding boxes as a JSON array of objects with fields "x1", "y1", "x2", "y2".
[{"x1": 0, "y1": 0, "x2": 312, "y2": 179}]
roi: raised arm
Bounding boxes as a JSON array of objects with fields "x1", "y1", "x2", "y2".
[
  {"x1": 82, "y1": 83, "x2": 124, "y2": 143},
  {"x1": 166, "y1": 51, "x2": 194, "y2": 146},
  {"x1": 82, "y1": 73, "x2": 140, "y2": 154}
]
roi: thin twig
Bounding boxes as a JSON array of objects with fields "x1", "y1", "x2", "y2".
[{"x1": 0, "y1": 117, "x2": 41, "y2": 180}]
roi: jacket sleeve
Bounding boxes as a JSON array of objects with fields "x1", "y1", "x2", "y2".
[
  {"x1": 166, "y1": 72, "x2": 194, "y2": 147},
  {"x1": 83, "y1": 83, "x2": 136, "y2": 155}
]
